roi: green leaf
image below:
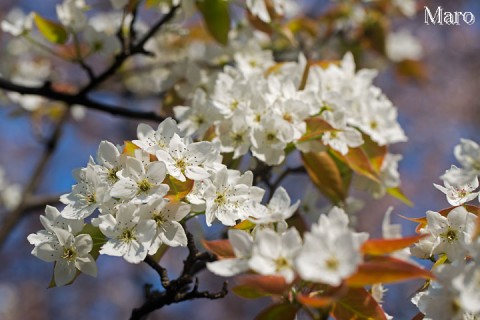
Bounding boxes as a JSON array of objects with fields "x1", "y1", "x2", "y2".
[
  {"x1": 387, "y1": 187, "x2": 413, "y2": 206},
  {"x1": 33, "y1": 13, "x2": 69, "y2": 44},
  {"x1": 332, "y1": 288, "x2": 387, "y2": 320},
  {"x1": 255, "y1": 303, "x2": 298, "y2": 320},
  {"x1": 196, "y1": 0, "x2": 230, "y2": 45}
]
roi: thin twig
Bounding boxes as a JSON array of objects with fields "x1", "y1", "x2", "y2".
[
  {"x1": 132, "y1": 228, "x2": 227, "y2": 320},
  {"x1": 0, "y1": 113, "x2": 68, "y2": 249},
  {"x1": 79, "y1": 5, "x2": 180, "y2": 95}
]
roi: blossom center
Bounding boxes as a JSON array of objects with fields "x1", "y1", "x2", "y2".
[
  {"x1": 175, "y1": 158, "x2": 187, "y2": 172},
  {"x1": 275, "y1": 256, "x2": 289, "y2": 272},
  {"x1": 120, "y1": 229, "x2": 136, "y2": 242},
  {"x1": 138, "y1": 179, "x2": 152, "y2": 192},
  {"x1": 441, "y1": 228, "x2": 458, "y2": 242},
  {"x1": 62, "y1": 247, "x2": 77, "y2": 261},
  {"x1": 153, "y1": 212, "x2": 165, "y2": 226},
  {"x1": 325, "y1": 257, "x2": 339, "y2": 271},
  {"x1": 214, "y1": 192, "x2": 227, "y2": 206},
  {"x1": 108, "y1": 167, "x2": 119, "y2": 183}
]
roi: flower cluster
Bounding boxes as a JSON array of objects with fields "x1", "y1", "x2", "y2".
[
  {"x1": 207, "y1": 206, "x2": 368, "y2": 286},
  {"x1": 175, "y1": 51, "x2": 406, "y2": 166},
  {"x1": 28, "y1": 118, "x2": 298, "y2": 285},
  {"x1": 410, "y1": 139, "x2": 480, "y2": 319}
]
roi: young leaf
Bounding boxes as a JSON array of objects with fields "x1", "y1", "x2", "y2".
[
  {"x1": 298, "y1": 117, "x2": 336, "y2": 143},
  {"x1": 345, "y1": 256, "x2": 433, "y2": 287},
  {"x1": 232, "y1": 275, "x2": 291, "y2": 299},
  {"x1": 202, "y1": 238, "x2": 234, "y2": 259},
  {"x1": 233, "y1": 219, "x2": 256, "y2": 231},
  {"x1": 164, "y1": 176, "x2": 194, "y2": 202},
  {"x1": 196, "y1": 0, "x2": 230, "y2": 45},
  {"x1": 387, "y1": 187, "x2": 413, "y2": 206},
  {"x1": 301, "y1": 151, "x2": 346, "y2": 204},
  {"x1": 33, "y1": 13, "x2": 69, "y2": 44},
  {"x1": 360, "y1": 134, "x2": 387, "y2": 173},
  {"x1": 331, "y1": 148, "x2": 380, "y2": 183},
  {"x1": 255, "y1": 303, "x2": 298, "y2": 320},
  {"x1": 361, "y1": 234, "x2": 427, "y2": 256},
  {"x1": 297, "y1": 293, "x2": 334, "y2": 308},
  {"x1": 123, "y1": 140, "x2": 139, "y2": 156},
  {"x1": 332, "y1": 288, "x2": 387, "y2": 320}
]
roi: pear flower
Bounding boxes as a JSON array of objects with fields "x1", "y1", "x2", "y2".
[
  {"x1": 31, "y1": 228, "x2": 97, "y2": 286},
  {"x1": 207, "y1": 229, "x2": 253, "y2": 277},
  {"x1": 248, "y1": 187, "x2": 299, "y2": 232},
  {"x1": 97, "y1": 203, "x2": 156, "y2": 263},
  {"x1": 110, "y1": 156, "x2": 169, "y2": 204},
  {"x1": 249, "y1": 228, "x2": 302, "y2": 283},
  {"x1": 203, "y1": 167, "x2": 264, "y2": 226},
  {"x1": 60, "y1": 165, "x2": 109, "y2": 219},
  {"x1": 425, "y1": 207, "x2": 476, "y2": 261},
  {"x1": 138, "y1": 198, "x2": 190, "y2": 254},
  {"x1": 434, "y1": 165, "x2": 480, "y2": 206},
  {"x1": 156, "y1": 134, "x2": 212, "y2": 182},
  {"x1": 132, "y1": 118, "x2": 180, "y2": 155},
  {"x1": 295, "y1": 207, "x2": 368, "y2": 286}
]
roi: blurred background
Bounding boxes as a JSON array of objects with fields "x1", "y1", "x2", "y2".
[{"x1": 0, "y1": 0, "x2": 479, "y2": 319}]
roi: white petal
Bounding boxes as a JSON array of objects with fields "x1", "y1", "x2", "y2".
[
  {"x1": 185, "y1": 166, "x2": 210, "y2": 181},
  {"x1": 124, "y1": 241, "x2": 147, "y2": 264},
  {"x1": 228, "y1": 229, "x2": 253, "y2": 258},
  {"x1": 146, "y1": 162, "x2": 167, "y2": 184},
  {"x1": 207, "y1": 259, "x2": 249, "y2": 277},
  {"x1": 54, "y1": 260, "x2": 77, "y2": 286},
  {"x1": 75, "y1": 255, "x2": 97, "y2": 277},
  {"x1": 159, "y1": 221, "x2": 187, "y2": 247},
  {"x1": 100, "y1": 239, "x2": 127, "y2": 257},
  {"x1": 35, "y1": 242, "x2": 62, "y2": 262},
  {"x1": 110, "y1": 178, "x2": 138, "y2": 199},
  {"x1": 74, "y1": 234, "x2": 93, "y2": 255}
]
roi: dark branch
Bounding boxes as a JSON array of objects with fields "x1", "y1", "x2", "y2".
[
  {"x1": 0, "y1": 78, "x2": 166, "y2": 122},
  {"x1": 131, "y1": 230, "x2": 227, "y2": 320}
]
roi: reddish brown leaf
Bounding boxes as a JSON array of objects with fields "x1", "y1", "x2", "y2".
[
  {"x1": 361, "y1": 235, "x2": 427, "y2": 255},
  {"x1": 411, "y1": 312, "x2": 425, "y2": 320},
  {"x1": 346, "y1": 256, "x2": 433, "y2": 287},
  {"x1": 202, "y1": 239, "x2": 234, "y2": 259},
  {"x1": 297, "y1": 293, "x2": 334, "y2": 308},
  {"x1": 361, "y1": 134, "x2": 387, "y2": 173},
  {"x1": 298, "y1": 117, "x2": 336, "y2": 143},
  {"x1": 301, "y1": 151, "x2": 346, "y2": 204},
  {"x1": 399, "y1": 215, "x2": 427, "y2": 234},
  {"x1": 332, "y1": 288, "x2": 387, "y2": 320},
  {"x1": 233, "y1": 275, "x2": 291, "y2": 299},
  {"x1": 331, "y1": 147, "x2": 379, "y2": 183},
  {"x1": 255, "y1": 303, "x2": 298, "y2": 320}
]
